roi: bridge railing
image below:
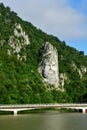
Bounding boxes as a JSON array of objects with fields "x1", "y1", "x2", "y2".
[{"x1": 0, "y1": 103, "x2": 87, "y2": 109}]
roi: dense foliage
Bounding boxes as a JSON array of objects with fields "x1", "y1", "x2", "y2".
[{"x1": 0, "y1": 3, "x2": 87, "y2": 104}]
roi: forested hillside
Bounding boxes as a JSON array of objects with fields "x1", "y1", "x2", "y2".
[{"x1": 0, "y1": 3, "x2": 87, "y2": 104}]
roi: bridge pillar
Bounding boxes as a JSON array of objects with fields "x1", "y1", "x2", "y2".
[
  {"x1": 82, "y1": 108, "x2": 86, "y2": 113},
  {"x1": 13, "y1": 110, "x2": 18, "y2": 115}
]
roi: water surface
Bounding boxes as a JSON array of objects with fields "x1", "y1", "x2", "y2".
[{"x1": 0, "y1": 111, "x2": 87, "y2": 130}]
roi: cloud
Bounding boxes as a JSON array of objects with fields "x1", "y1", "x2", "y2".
[
  {"x1": 43, "y1": 6, "x2": 86, "y2": 39},
  {"x1": 1, "y1": 0, "x2": 87, "y2": 41}
]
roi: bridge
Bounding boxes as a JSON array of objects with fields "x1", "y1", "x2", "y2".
[{"x1": 0, "y1": 104, "x2": 87, "y2": 115}]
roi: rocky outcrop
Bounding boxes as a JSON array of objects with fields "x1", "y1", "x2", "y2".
[
  {"x1": 59, "y1": 73, "x2": 67, "y2": 88},
  {"x1": 8, "y1": 23, "x2": 30, "y2": 61},
  {"x1": 39, "y1": 42, "x2": 59, "y2": 88},
  {"x1": 72, "y1": 62, "x2": 87, "y2": 78}
]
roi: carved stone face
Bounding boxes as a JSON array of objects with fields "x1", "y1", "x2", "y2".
[{"x1": 39, "y1": 42, "x2": 59, "y2": 88}]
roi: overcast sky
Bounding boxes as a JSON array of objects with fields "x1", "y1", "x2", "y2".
[{"x1": 1, "y1": 0, "x2": 87, "y2": 54}]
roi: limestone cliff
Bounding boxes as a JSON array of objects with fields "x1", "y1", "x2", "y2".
[
  {"x1": 8, "y1": 23, "x2": 30, "y2": 61},
  {"x1": 39, "y1": 42, "x2": 59, "y2": 88}
]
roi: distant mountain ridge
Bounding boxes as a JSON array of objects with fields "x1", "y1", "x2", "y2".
[{"x1": 0, "y1": 3, "x2": 87, "y2": 104}]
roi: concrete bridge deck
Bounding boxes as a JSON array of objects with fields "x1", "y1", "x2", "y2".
[{"x1": 0, "y1": 104, "x2": 87, "y2": 115}]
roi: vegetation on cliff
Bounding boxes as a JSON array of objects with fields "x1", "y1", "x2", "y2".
[{"x1": 0, "y1": 3, "x2": 87, "y2": 104}]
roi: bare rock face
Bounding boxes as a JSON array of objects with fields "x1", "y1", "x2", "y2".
[
  {"x1": 8, "y1": 23, "x2": 30, "y2": 61},
  {"x1": 39, "y1": 42, "x2": 59, "y2": 88}
]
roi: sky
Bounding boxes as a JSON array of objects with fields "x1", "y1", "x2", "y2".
[{"x1": 0, "y1": 0, "x2": 87, "y2": 55}]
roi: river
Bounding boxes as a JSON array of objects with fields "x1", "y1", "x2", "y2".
[{"x1": 0, "y1": 111, "x2": 87, "y2": 130}]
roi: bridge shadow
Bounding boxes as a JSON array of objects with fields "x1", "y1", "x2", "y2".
[{"x1": 0, "y1": 111, "x2": 13, "y2": 115}]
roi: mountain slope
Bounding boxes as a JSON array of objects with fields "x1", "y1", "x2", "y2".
[{"x1": 0, "y1": 3, "x2": 87, "y2": 104}]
